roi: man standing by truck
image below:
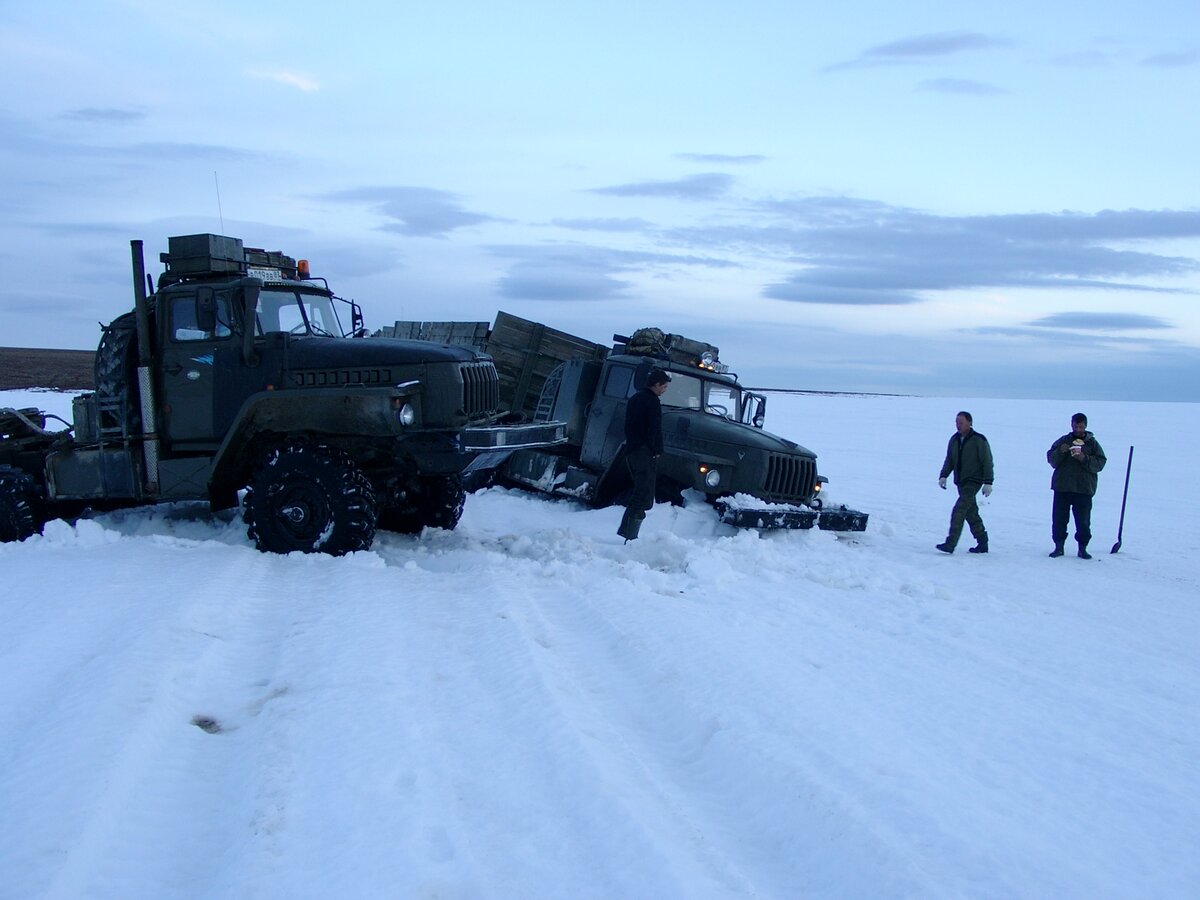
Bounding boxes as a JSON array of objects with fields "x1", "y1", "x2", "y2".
[
  {"x1": 617, "y1": 368, "x2": 670, "y2": 542},
  {"x1": 937, "y1": 410, "x2": 994, "y2": 554}
]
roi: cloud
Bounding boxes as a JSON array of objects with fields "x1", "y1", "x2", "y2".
[
  {"x1": 747, "y1": 327, "x2": 1200, "y2": 400},
  {"x1": 0, "y1": 112, "x2": 256, "y2": 164},
  {"x1": 60, "y1": 107, "x2": 145, "y2": 123},
  {"x1": 497, "y1": 262, "x2": 632, "y2": 301},
  {"x1": 763, "y1": 281, "x2": 923, "y2": 305},
  {"x1": 489, "y1": 243, "x2": 739, "y2": 302},
  {"x1": 675, "y1": 153, "x2": 767, "y2": 165},
  {"x1": 1141, "y1": 49, "x2": 1199, "y2": 68},
  {"x1": 550, "y1": 217, "x2": 655, "y2": 233},
  {"x1": 322, "y1": 186, "x2": 495, "y2": 237},
  {"x1": 121, "y1": 142, "x2": 260, "y2": 162},
  {"x1": 589, "y1": 173, "x2": 734, "y2": 201},
  {"x1": 666, "y1": 197, "x2": 1200, "y2": 305},
  {"x1": 867, "y1": 31, "x2": 1013, "y2": 58},
  {"x1": 1051, "y1": 51, "x2": 1116, "y2": 67},
  {"x1": 917, "y1": 78, "x2": 1007, "y2": 96},
  {"x1": 248, "y1": 69, "x2": 321, "y2": 92},
  {"x1": 963, "y1": 325, "x2": 1180, "y2": 350},
  {"x1": 826, "y1": 31, "x2": 1014, "y2": 71},
  {"x1": 967, "y1": 207, "x2": 1200, "y2": 242},
  {"x1": 1026, "y1": 312, "x2": 1172, "y2": 330},
  {"x1": 35, "y1": 221, "x2": 133, "y2": 237}
]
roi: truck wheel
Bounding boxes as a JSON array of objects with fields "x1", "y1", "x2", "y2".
[
  {"x1": 244, "y1": 441, "x2": 377, "y2": 555},
  {"x1": 0, "y1": 465, "x2": 40, "y2": 543},
  {"x1": 419, "y1": 475, "x2": 466, "y2": 530},
  {"x1": 377, "y1": 475, "x2": 465, "y2": 534}
]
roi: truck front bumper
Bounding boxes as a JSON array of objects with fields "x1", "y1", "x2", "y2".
[
  {"x1": 458, "y1": 421, "x2": 569, "y2": 478},
  {"x1": 713, "y1": 499, "x2": 869, "y2": 532},
  {"x1": 461, "y1": 420, "x2": 568, "y2": 452}
]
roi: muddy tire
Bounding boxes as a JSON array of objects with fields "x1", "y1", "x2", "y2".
[
  {"x1": 0, "y1": 465, "x2": 40, "y2": 543},
  {"x1": 244, "y1": 441, "x2": 377, "y2": 555},
  {"x1": 377, "y1": 475, "x2": 465, "y2": 534}
]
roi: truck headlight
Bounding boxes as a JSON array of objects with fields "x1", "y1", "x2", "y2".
[
  {"x1": 701, "y1": 466, "x2": 721, "y2": 488},
  {"x1": 397, "y1": 403, "x2": 416, "y2": 426}
]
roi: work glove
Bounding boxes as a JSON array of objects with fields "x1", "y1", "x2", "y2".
[
  {"x1": 982, "y1": 484, "x2": 993, "y2": 497},
  {"x1": 938, "y1": 477, "x2": 947, "y2": 489}
]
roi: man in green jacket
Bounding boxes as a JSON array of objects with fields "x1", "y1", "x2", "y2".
[
  {"x1": 937, "y1": 410, "x2": 994, "y2": 554},
  {"x1": 1046, "y1": 412, "x2": 1107, "y2": 559}
]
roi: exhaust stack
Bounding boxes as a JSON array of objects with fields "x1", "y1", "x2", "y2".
[{"x1": 130, "y1": 240, "x2": 160, "y2": 493}]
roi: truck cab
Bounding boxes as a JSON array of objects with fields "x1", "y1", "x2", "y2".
[{"x1": 536, "y1": 348, "x2": 824, "y2": 513}]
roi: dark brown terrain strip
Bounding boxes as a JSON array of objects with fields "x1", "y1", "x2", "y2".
[{"x1": 0, "y1": 347, "x2": 94, "y2": 391}]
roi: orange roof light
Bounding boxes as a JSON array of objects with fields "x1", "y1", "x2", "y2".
[{"x1": 297, "y1": 259, "x2": 310, "y2": 278}]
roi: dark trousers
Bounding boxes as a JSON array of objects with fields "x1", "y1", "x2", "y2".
[
  {"x1": 617, "y1": 448, "x2": 657, "y2": 540},
  {"x1": 1052, "y1": 491, "x2": 1093, "y2": 546},
  {"x1": 946, "y1": 482, "x2": 986, "y2": 548}
]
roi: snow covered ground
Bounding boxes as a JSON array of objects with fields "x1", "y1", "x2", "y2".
[{"x1": 2, "y1": 388, "x2": 1198, "y2": 899}]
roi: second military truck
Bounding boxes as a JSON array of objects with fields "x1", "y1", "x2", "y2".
[{"x1": 382, "y1": 312, "x2": 867, "y2": 531}]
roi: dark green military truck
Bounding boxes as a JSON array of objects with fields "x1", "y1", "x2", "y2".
[
  {"x1": 0, "y1": 236, "x2": 564, "y2": 554},
  {"x1": 383, "y1": 312, "x2": 867, "y2": 532}
]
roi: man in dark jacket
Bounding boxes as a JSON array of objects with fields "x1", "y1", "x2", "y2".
[
  {"x1": 617, "y1": 368, "x2": 670, "y2": 541},
  {"x1": 1047, "y1": 412, "x2": 1107, "y2": 559},
  {"x1": 937, "y1": 410, "x2": 994, "y2": 554}
]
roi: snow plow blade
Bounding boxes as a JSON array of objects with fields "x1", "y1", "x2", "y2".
[
  {"x1": 815, "y1": 506, "x2": 869, "y2": 532},
  {"x1": 714, "y1": 501, "x2": 869, "y2": 532}
]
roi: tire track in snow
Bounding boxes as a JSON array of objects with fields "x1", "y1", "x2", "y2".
[
  {"x1": 1, "y1": 537, "x2": 299, "y2": 899},
  {"x1": 495, "y1": 574, "x2": 956, "y2": 898},
  {"x1": 380, "y1": 519, "x2": 943, "y2": 894}
]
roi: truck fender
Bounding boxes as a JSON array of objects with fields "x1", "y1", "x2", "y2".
[{"x1": 209, "y1": 383, "x2": 422, "y2": 494}]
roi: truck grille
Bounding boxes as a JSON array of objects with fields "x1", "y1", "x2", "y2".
[
  {"x1": 460, "y1": 362, "x2": 500, "y2": 418},
  {"x1": 290, "y1": 368, "x2": 393, "y2": 387},
  {"x1": 763, "y1": 453, "x2": 816, "y2": 503}
]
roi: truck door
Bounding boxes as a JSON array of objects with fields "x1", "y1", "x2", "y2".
[
  {"x1": 581, "y1": 362, "x2": 636, "y2": 469},
  {"x1": 159, "y1": 287, "x2": 236, "y2": 448}
]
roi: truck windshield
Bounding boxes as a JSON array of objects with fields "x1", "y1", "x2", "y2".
[
  {"x1": 659, "y1": 373, "x2": 741, "y2": 420},
  {"x1": 255, "y1": 288, "x2": 343, "y2": 337}
]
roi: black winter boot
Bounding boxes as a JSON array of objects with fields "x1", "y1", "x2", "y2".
[
  {"x1": 1049, "y1": 541, "x2": 1065, "y2": 558},
  {"x1": 1077, "y1": 542, "x2": 1092, "y2": 560},
  {"x1": 968, "y1": 540, "x2": 988, "y2": 554},
  {"x1": 617, "y1": 509, "x2": 644, "y2": 542},
  {"x1": 936, "y1": 542, "x2": 954, "y2": 554}
]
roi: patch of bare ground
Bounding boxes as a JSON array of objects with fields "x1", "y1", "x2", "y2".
[{"x1": 0, "y1": 347, "x2": 94, "y2": 391}]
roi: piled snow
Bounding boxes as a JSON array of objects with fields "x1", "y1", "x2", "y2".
[{"x1": 2, "y1": 388, "x2": 1198, "y2": 897}]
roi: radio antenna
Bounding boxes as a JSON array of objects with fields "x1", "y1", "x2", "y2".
[{"x1": 214, "y1": 171, "x2": 225, "y2": 233}]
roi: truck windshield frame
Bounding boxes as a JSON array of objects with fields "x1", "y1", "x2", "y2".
[
  {"x1": 254, "y1": 286, "x2": 344, "y2": 337},
  {"x1": 658, "y1": 372, "x2": 742, "y2": 420}
]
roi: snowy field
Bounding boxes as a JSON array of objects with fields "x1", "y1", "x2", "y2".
[{"x1": 2, "y1": 388, "x2": 1198, "y2": 899}]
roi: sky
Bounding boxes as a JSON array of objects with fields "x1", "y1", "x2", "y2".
[{"x1": 1, "y1": 0, "x2": 1198, "y2": 400}]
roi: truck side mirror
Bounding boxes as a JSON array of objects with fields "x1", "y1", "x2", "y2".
[
  {"x1": 742, "y1": 393, "x2": 766, "y2": 428},
  {"x1": 196, "y1": 288, "x2": 217, "y2": 333}
]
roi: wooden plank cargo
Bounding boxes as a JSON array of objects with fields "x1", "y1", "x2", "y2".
[{"x1": 384, "y1": 311, "x2": 609, "y2": 419}]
